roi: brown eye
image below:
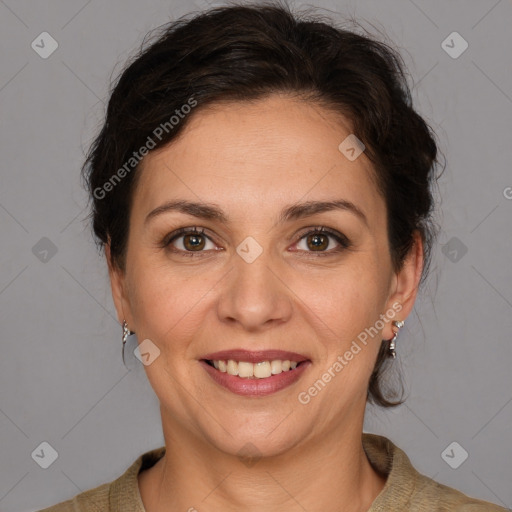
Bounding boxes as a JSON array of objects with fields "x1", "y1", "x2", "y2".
[
  {"x1": 182, "y1": 233, "x2": 206, "y2": 251},
  {"x1": 295, "y1": 227, "x2": 351, "y2": 255},
  {"x1": 306, "y1": 233, "x2": 329, "y2": 251},
  {"x1": 164, "y1": 227, "x2": 216, "y2": 254}
]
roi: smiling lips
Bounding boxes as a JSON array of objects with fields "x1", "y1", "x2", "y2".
[{"x1": 200, "y1": 349, "x2": 311, "y2": 396}]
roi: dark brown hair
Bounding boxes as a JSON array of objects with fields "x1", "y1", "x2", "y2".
[{"x1": 81, "y1": 1, "x2": 442, "y2": 407}]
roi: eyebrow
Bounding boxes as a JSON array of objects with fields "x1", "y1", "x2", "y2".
[{"x1": 144, "y1": 198, "x2": 369, "y2": 228}]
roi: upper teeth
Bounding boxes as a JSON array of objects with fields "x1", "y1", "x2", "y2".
[{"x1": 212, "y1": 359, "x2": 299, "y2": 379}]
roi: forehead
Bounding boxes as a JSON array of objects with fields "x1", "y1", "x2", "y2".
[{"x1": 133, "y1": 94, "x2": 383, "y2": 224}]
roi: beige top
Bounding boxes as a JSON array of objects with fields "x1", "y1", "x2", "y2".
[{"x1": 38, "y1": 433, "x2": 507, "y2": 511}]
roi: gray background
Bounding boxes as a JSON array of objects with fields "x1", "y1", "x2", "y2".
[{"x1": 1, "y1": 0, "x2": 511, "y2": 510}]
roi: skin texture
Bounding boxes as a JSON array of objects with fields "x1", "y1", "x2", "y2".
[{"x1": 106, "y1": 93, "x2": 423, "y2": 512}]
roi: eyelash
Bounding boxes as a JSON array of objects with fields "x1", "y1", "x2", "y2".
[{"x1": 161, "y1": 226, "x2": 351, "y2": 258}]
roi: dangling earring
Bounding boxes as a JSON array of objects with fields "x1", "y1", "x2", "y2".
[
  {"x1": 122, "y1": 320, "x2": 135, "y2": 359},
  {"x1": 122, "y1": 320, "x2": 131, "y2": 348},
  {"x1": 387, "y1": 320, "x2": 404, "y2": 359}
]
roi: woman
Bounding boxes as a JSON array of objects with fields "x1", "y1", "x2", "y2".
[{"x1": 39, "y1": 2, "x2": 507, "y2": 511}]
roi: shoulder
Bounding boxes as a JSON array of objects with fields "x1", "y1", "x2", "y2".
[
  {"x1": 36, "y1": 446, "x2": 166, "y2": 512},
  {"x1": 411, "y1": 472, "x2": 509, "y2": 511},
  {"x1": 362, "y1": 433, "x2": 509, "y2": 511}
]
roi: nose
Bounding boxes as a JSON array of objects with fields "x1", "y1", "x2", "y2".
[{"x1": 216, "y1": 245, "x2": 293, "y2": 332}]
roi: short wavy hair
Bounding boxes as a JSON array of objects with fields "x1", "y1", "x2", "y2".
[{"x1": 81, "y1": 1, "x2": 443, "y2": 408}]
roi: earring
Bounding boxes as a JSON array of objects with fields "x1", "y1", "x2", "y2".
[
  {"x1": 387, "y1": 320, "x2": 404, "y2": 359},
  {"x1": 122, "y1": 319, "x2": 134, "y2": 349}
]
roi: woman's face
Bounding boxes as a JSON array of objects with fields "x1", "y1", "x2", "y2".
[{"x1": 108, "y1": 93, "x2": 421, "y2": 457}]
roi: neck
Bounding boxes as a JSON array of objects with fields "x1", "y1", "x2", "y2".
[{"x1": 139, "y1": 409, "x2": 386, "y2": 512}]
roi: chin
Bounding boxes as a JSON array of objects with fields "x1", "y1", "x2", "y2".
[{"x1": 198, "y1": 417, "x2": 304, "y2": 461}]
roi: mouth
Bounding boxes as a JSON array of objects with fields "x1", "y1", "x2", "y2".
[{"x1": 199, "y1": 351, "x2": 312, "y2": 397}]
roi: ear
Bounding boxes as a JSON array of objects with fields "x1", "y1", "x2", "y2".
[
  {"x1": 105, "y1": 240, "x2": 133, "y2": 329},
  {"x1": 383, "y1": 231, "x2": 424, "y2": 339}
]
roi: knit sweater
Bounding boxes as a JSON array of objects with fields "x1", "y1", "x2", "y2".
[{"x1": 37, "y1": 433, "x2": 508, "y2": 511}]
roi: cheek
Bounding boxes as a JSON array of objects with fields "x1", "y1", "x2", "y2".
[
  {"x1": 303, "y1": 268, "x2": 389, "y2": 375},
  {"x1": 298, "y1": 261, "x2": 386, "y2": 325},
  {"x1": 127, "y1": 261, "x2": 221, "y2": 347}
]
